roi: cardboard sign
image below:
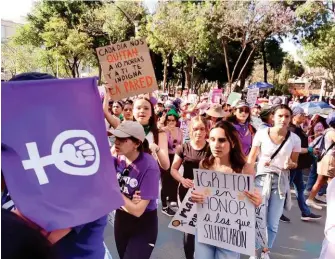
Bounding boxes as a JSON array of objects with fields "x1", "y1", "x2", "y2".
[
  {"x1": 1, "y1": 78, "x2": 124, "y2": 231},
  {"x1": 247, "y1": 88, "x2": 259, "y2": 107},
  {"x1": 194, "y1": 169, "x2": 255, "y2": 256},
  {"x1": 255, "y1": 200, "x2": 268, "y2": 248},
  {"x1": 168, "y1": 189, "x2": 197, "y2": 235},
  {"x1": 227, "y1": 92, "x2": 242, "y2": 106},
  {"x1": 96, "y1": 38, "x2": 158, "y2": 100}
]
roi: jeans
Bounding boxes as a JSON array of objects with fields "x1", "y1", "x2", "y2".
[
  {"x1": 255, "y1": 174, "x2": 285, "y2": 249},
  {"x1": 194, "y1": 232, "x2": 240, "y2": 259},
  {"x1": 305, "y1": 160, "x2": 327, "y2": 195},
  {"x1": 290, "y1": 169, "x2": 311, "y2": 216}
]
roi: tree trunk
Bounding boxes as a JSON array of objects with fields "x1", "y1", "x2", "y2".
[
  {"x1": 98, "y1": 65, "x2": 102, "y2": 85},
  {"x1": 222, "y1": 41, "x2": 232, "y2": 95},
  {"x1": 261, "y1": 41, "x2": 268, "y2": 83},
  {"x1": 184, "y1": 56, "x2": 192, "y2": 90},
  {"x1": 181, "y1": 60, "x2": 185, "y2": 91},
  {"x1": 162, "y1": 55, "x2": 168, "y2": 92}
]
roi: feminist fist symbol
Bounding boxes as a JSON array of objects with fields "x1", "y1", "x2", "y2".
[{"x1": 22, "y1": 130, "x2": 100, "y2": 185}]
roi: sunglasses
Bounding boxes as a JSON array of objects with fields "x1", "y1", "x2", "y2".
[
  {"x1": 172, "y1": 139, "x2": 178, "y2": 149},
  {"x1": 224, "y1": 109, "x2": 232, "y2": 112},
  {"x1": 238, "y1": 107, "x2": 250, "y2": 113}
]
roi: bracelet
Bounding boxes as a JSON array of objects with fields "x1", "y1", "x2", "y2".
[{"x1": 308, "y1": 147, "x2": 313, "y2": 154}]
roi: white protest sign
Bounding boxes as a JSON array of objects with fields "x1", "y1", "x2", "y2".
[
  {"x1": 227, "y1": 92, "x2": 242, "y2": 106},
  {"x1": 168, "y1": 189, "x2": 197, "y2": 235},
  {"x1": 255, "y1": 200, "x2": 268, "y2": 248},
  {"x1": 194, "y1": 169, "x2": 255, "y2": 257},
  {"x1": 96, "y1": 38, "x2": 158, "y2": 101},
  {"x1": 188, "y1": 94, "x2": 198, "y2": 104},
  {"x1": 247, "y1": 88, "x2": 259, "y2": 107}
]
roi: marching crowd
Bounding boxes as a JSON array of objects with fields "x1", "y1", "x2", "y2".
[{"x1": 2, "y1": 72, "x2": 335, "y2": 259}]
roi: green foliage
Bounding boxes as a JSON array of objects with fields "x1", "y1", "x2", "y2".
[{"x1": 279, "y1": 55, "x2": 305, "y2": 83}]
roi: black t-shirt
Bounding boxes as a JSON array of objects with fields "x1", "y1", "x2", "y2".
[
  {"x1": 289, "y1": 124, "x2": 314, "y2": 169},
  {"x1": 176, "y1": 142, "x2": 209, "y2": 180}
]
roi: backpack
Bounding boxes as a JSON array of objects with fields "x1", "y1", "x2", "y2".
[{"x1": 311, "y1": 129, "x2": 335, "y2": 162}]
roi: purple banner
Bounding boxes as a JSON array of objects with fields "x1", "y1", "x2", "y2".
[{"x1": 1, "y1": 77, "x2": 123, "y2": 231}]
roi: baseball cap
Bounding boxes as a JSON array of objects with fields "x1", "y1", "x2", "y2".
[
  {"x1": 110, "y1": 121, "x2": 145, "y2": 142},
  {"x1": 292, "y1": 107, "x2": 306, "y2": 117},
  {"x1": 234, "y1": 100, "x2": 250, "y2": 109}
]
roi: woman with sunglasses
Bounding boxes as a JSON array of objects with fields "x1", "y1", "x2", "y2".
[
  {"x1": 111, "y1": 121, "x2": 160, "y2": 259},
  {"x1": 191, "y1": 121, "x2": 262, "y2": 259},
  {"x1": 160, "y1": 109, "x2": 183, "y2": 216},
  {"x1": 248, "y1": 104, "x2": 301, "y2": 259},
  {"x1": 171, "y1": 115, "x2": 210, "y2": 259},
  {"x1": 228, "y1": 100, "x2": 256, "y2": 156}
]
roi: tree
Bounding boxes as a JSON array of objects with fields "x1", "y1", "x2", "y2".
[
  {"x1": 302, "y1": 24, "x2": 335, "y2": 89},
  {"x1": 210, "y1": 1, "x2": 295, "y2": 93},
  {"x1": 279, "y1": 55, "x2": 305, "y2": 83}
]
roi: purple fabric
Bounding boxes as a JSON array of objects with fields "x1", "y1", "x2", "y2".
[
  {"x1": 113, "y1": 152, "x2": 160, "y2": 211},
  {"x1": 233, "y1": 122, "x2": 252, "y2": 155},
  {"x1": 149, "y1": 96, "x2": 158, "y2": 106},
  {"x1": 1, "y1": 78, "x2": 123, "y2": 231}
]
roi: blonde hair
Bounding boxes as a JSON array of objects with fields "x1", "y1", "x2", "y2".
[{"x1": 189, "y1": 115, "x2": 210, "y2": 140}]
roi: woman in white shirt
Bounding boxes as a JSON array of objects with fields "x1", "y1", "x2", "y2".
[{"x1": 248, "y1": 104, "x2": 301, "y2": 259}]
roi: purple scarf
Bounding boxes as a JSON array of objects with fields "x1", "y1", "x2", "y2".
[{"x1": 233, "y1": 122, "x2": 252, "y2": 156}]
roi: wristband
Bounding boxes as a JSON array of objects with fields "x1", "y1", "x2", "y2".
[{"x1": 308, "y1": 147, "x2": 313, "y2": 154}]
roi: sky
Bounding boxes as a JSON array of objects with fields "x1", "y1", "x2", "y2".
[{"x1": 1, "y1": 0, "x2": 299, "y2": 60}]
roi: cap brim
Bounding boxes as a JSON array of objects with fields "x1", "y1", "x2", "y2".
[{"x1": 110, "y1": 129, "x2": 131, "y2": 138}]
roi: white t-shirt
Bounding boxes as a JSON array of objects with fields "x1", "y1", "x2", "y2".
[{"x1": 252, "y1": 128, "x2": 301, "y2": 174}]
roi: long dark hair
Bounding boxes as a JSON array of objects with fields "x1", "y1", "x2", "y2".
[
  {"x1": 308, "y1": 115, "x2": 329, "y2": 138},
  {"x1": 129, "y1": 137, "x2": 151, "y2": 154},
  {"x1": 272, "y1": 104, "x2": 292, "y2": 116},
  {"x1": 134, "y1": 97, "x2": 160, "y2": 145},
  {"x1": 202, "y1": 121, "x2": 246, "y2": 173},
  {"x1": 227, "y1": 113, "x2": 251, "y2": 124}
]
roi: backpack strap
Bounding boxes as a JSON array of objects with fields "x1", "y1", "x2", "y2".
[{"x1": 269, "y1": 128, "x2": 291, "y2": 161}]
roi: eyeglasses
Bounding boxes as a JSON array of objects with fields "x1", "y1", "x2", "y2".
[
  {"x1": 238, "y1": 107, "x2": 250, "y2": 113},
  {"x1": 115, "y1": 137, "x2": 129, "y2": 143},
  {"x1": 173, "y1": 139, "x2": 178, "y2": 149}
]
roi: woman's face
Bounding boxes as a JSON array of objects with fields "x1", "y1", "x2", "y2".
[
  {"x1": 235, "y1": 106, "x2": 250, "y2": 123},
  {"x1": 251, "y1": 108, "x2": 261, "y2": 117},
  {"x1": 112, "y1": 103, "x2": 122, "y2": 116},
  {"x1": 209, "y1": 128, "x2": 231, "y2": 158},
  {"x1": 210, "y1": 116, "x2": 218, "y2": 123},
  {"x1": 133, "y1": 99, "x2": 152, "y2": 125},
  {"x1": 223, "y1": 106, "x2": 232, "y2": 116},
  {"x1": 166, "y1": 115, "x2": 177, "y2": 128},
  {"x1": 123, "y1": 104, "x2": 133, "y2": 121},
  {"x1": 273, "y1": 108, "x2": 291, "y2": 129},
  {"x1": 191, "y1": 121, "x2": 207, "y2": 142},
  {"x1": 114, "y1": 137, "x2": 138, "y2": 156}
]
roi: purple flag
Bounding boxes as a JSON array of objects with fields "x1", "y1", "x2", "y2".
[{"x1": 1, "y1": 77, "x2": 123, "y2": 231}]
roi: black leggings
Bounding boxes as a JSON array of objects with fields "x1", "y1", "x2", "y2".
[
  {"x1": 178, "y1": 185, "x2": 195, "y2": 259},
  {"x1": 160, "y1": 154, "x2": 179, "y2": 207},
  {"x1": 114, "y1": 209, "x2": 158, "y2": 259}
]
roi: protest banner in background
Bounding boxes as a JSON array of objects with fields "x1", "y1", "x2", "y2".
[
  {"x1": 194, "y1": 169, "x2": 255, "y2": 256},
  {"x1": 188, "y1": 94, "x2": 198, "y2": 104},
  {"x1": 255, "y1": 200, "x2": 268, "y2": 248},
  {"x1": 246, "y1": 88, "x2": 259, "y2": 107},
  {"x1": 96, "y1": 38, "x2": 158, "y2": 100},
  {"x1": 227, "y1": 92, "x2": 242, "y2": 106},
  {"x1": 1, "y1": 78, "x2": 124, "y2": 231},
  {"x1": 169, "y1": 189, "x2": 197, "y2": 235},
  {"x1": 211, "y1": 89, "x2": 223, "y2": 104}
]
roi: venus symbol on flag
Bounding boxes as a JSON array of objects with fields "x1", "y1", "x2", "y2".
[{"x1": 22, "y1": 130, "x2": 100, "y2": 185}]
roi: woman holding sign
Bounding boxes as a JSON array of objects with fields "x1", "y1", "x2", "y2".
[
  {"x1": 248, "y1": 104, "x2": 301, "y2": 259},
  {"x1": 111, "y1": 121, "x2": 160, "y2": 259},
  {"x1": 171, "y1": 115, "x2": 210, "y2": 259},
  {"x1": 191, "y1": 121, "x2": 262, "y2": 259}
]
